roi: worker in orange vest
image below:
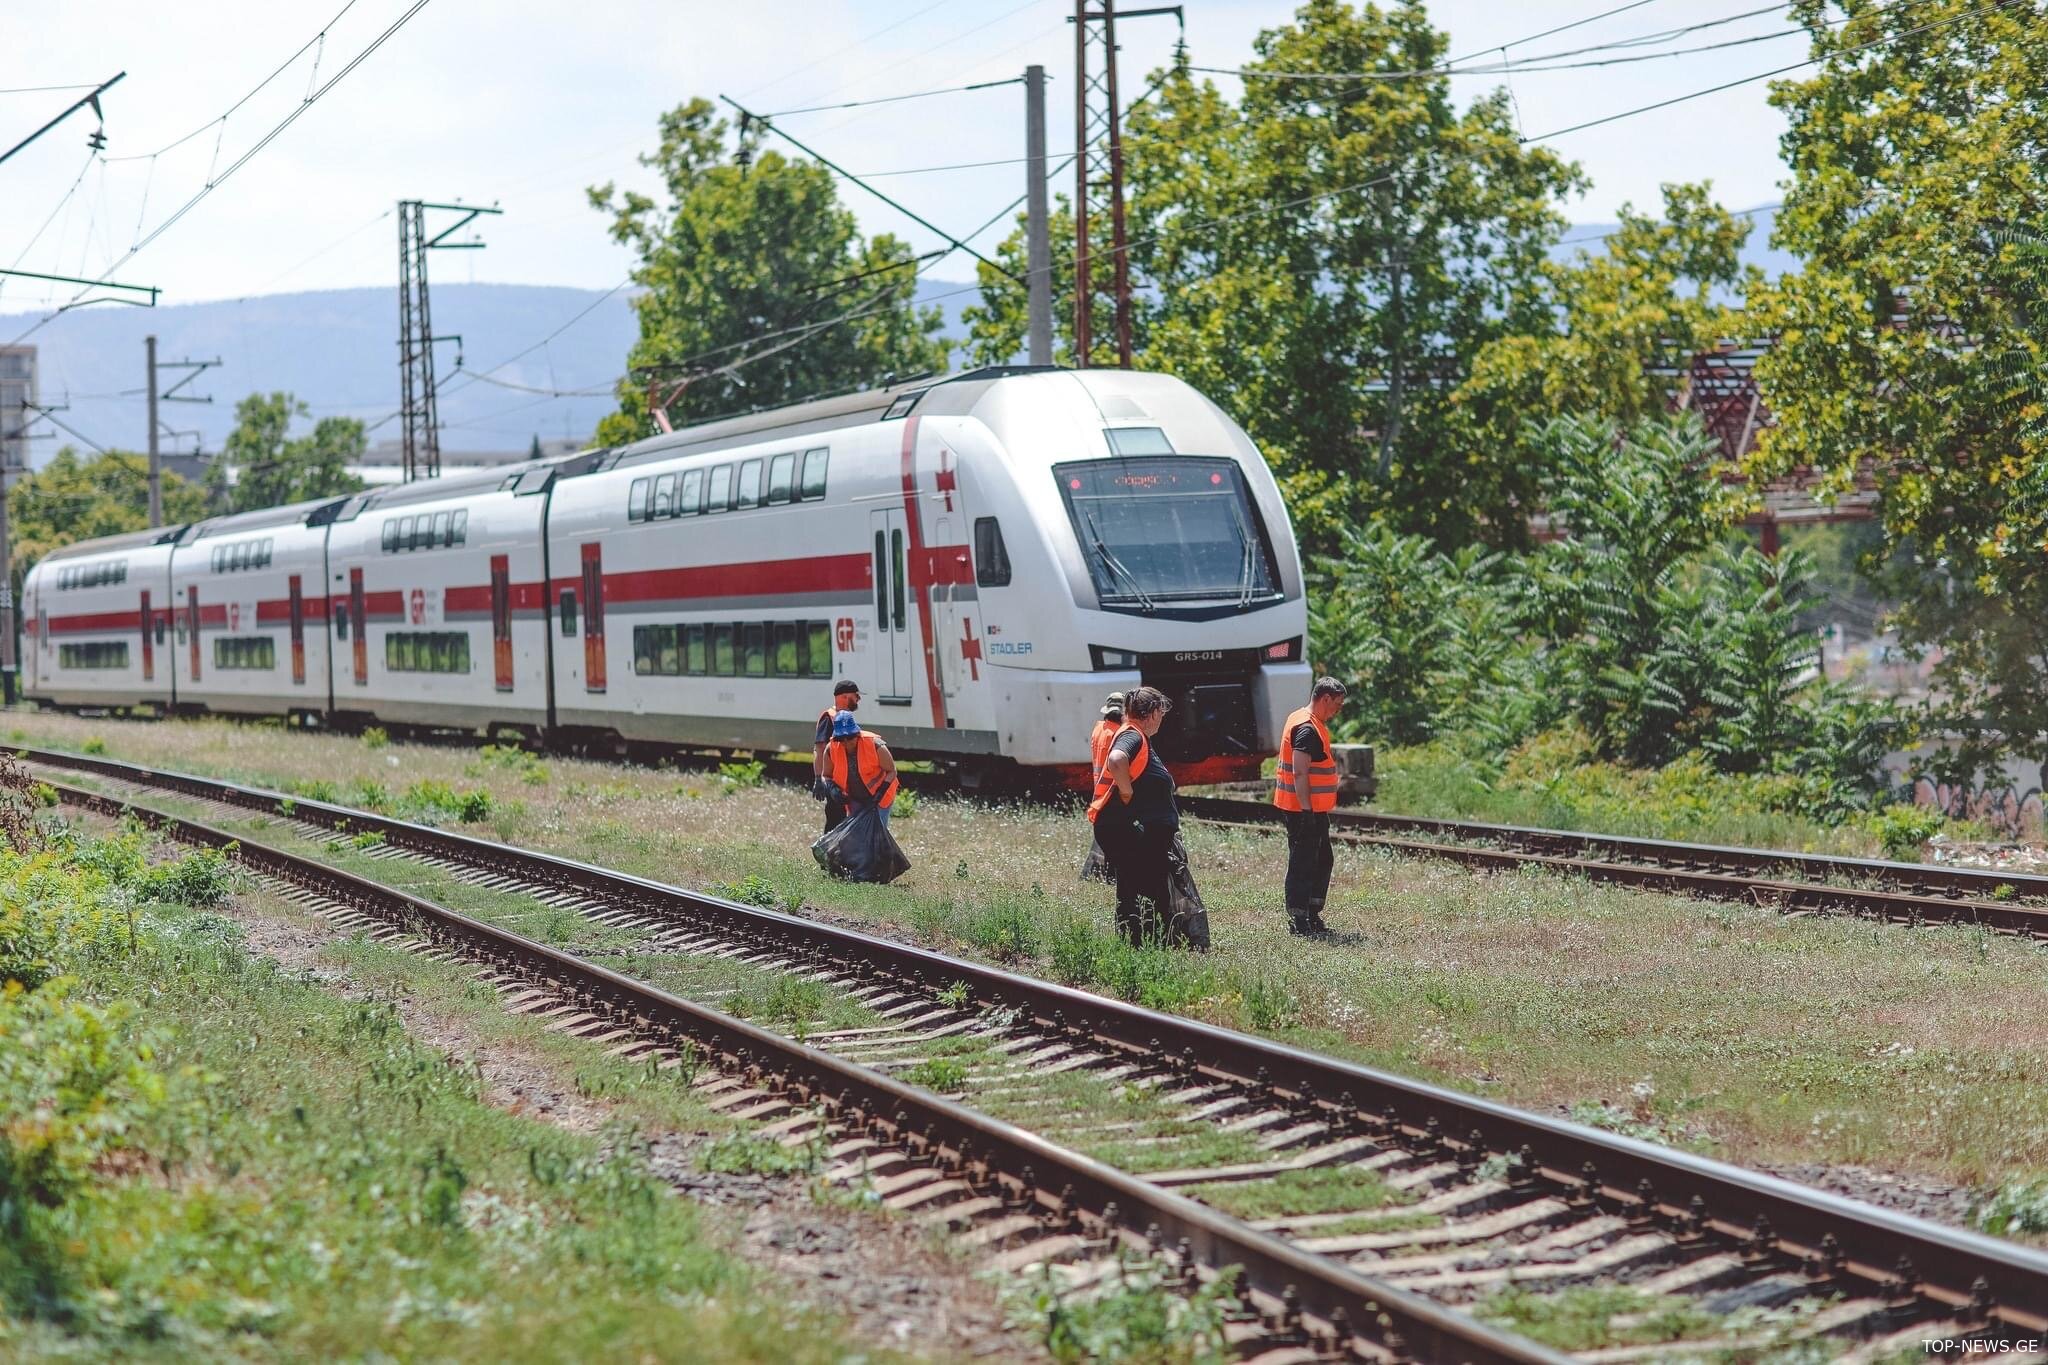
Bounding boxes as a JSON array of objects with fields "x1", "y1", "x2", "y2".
[
  {"x1": 813, "y1": 679, "x2": 862, "y2": 833},
  {"x1": 1081, "y1": 692, "x2": 1126, "y2": 883},
  {"x1": 1087, "y1": 686, "x2": 1175, "y2": 945},
  {"x1": 1275, "y1": 677, "x2": 1347, "y2": 935},
  {"x1": 825, "y1": 709, "x2": 900, "y2": 829}
]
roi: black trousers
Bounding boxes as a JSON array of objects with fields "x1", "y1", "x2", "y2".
[
  {"x1": 1100, "y1": 817, "x2": 1174, "y2": 945},
  {"x1": 822, "y1": 793, "x2": 847, "y2": 835},
  {"x1": 1284, "y1": 811, "x2": 1334, "y2": 916}
]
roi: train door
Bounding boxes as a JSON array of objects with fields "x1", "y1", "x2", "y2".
[
  {"x1": 139, "y1": 589, "x2": 154, "y2": 682},
  {"x1": 868, "y1": 508, "x2": 912, "y2": 703},
  {"x1": 186, "y1": 586, "x2": 201, "y2": 681},
  {"x1": 349, "y1": 568, "x2": 367, "y2": 686},
  {"x1": 490, "y1": 554, "x2": 514, "y2": 692},
  {"x1": 288, "y1": 575, "x2": 306, "y2": 685},
  {"x1": 580, "y1": 542, "x2": 605, "y2": 693}
]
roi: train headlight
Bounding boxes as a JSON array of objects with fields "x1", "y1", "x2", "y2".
[
  {"x1": 1090, "y1": 645, "x2": 1140, "y2": 671},
  {"x1": 1263, "y1": 637, "x2": 1301, "y2": 662}
]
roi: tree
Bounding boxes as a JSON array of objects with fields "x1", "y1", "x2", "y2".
[
  {"x1": 1750, "y1": 0, "x2": 2048, "y2": 787},
  {"x1": 8, "y1": 448, "x2": 207, "y2": 592},
  {"x1": 1450, "y1": 182, "x2": 1760, "y2": 546},
  {"x1": 964, "y1": 1, "x2": 1582, "y2": 551},
  {"x1": 589, "y1": 98, "x2": 949, "y2": 445},
  {"x1": 210, "y1": 392, "x2": 366, "y2": 513}
]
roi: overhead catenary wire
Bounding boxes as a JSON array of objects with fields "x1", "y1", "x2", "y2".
[{"x1": 760, "y1": 75, "x2": 1026, "y2": 119}]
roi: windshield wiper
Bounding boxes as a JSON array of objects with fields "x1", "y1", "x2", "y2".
[
  {"x1": 1231, "y1": 511, "x2": 1263, "y2": 609},
  {"x1": 1085, "y1": 513, "x2": 1156, "y2": 614}
]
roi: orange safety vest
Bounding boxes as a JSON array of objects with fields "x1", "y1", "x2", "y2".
[
  {"x1": 828, "y1": 732, "x2": 898, "y2": 809},
  {"x1": 1086, "y1": 724, "x2": 1147, "y2": 824},
  {"x1": 1088, "y1": 719, "x2": 1120, "y2": 785},
  {"x1": 1273, "y1": 706, "x2": 1338, "y2": 813}
]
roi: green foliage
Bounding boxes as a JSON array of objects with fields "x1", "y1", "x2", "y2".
[
  {"x1": 136, "y1": 847, "x2": 243, "y2": 908},
  {"x1": 1974, "y1": 1177, "x2": 2048, "y2": 1238},
  {"x1": 1478, "y1": 1285, "x2": 1716, "y2": 1354},
  {"x1": 78, "y1": 738, "x2": 106, "y2": 756},
  {"x1": 7, "y1": 450, "x2": 207, "y2": 593},
  {"x1": 1752, "y1": 0, "x2": 2048, "y2": 790},
  {"x1": 935, "y1": 980, "x2": 970, "y2": 1010},
  {"x1": 471, "y1": 744, "x2": 550, "y2": 785},
  {"x1": 716, "y1": 759, "x2": 764, "y2": 794},
  {"x1": 694, "y1": 1131, "x2": 824, "y2": 1178},
  {"x1": 396, "y1": 780, "x2": 492, "y2": 826},
  {"x1": 714, "y1": 874, "x2": 780, "y2": 908},
  {"x1": 210, "y1": 391, "x2": 367, "y2": 513},
  {"x1": 588, "y1": 98, "x2": 947, "y2": 445},
  {"x1": 1004, "y1": 1254, "x2": 1240, "y2": 1365},
  {"x1": 888, "y1": 788, "x2": 917, "y2": 820},
  {"x1": 288, "y1": 778, "x2": 341, "y2": 804},
  {"x1": 360, "y1": 726, "x2": 389, "y2": 750},
  {"x1": 348, "y1": 830, "x2": 386, "y2": 851},
  {"x1": 901, "y1": 1056, "x2": 967, "y2": 1093},
  {"x1": 965, "y1": 899, "x2": 1039, "y2": 964},
  {"x1": 1862, "y1": 805, "x2": 1947, "y2": 863}
]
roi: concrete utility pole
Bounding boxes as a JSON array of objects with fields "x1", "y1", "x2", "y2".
[
  {"x1": 146, "y1": 335, "x2": 160, "y2": 527},
  {"x1": 1025, "y1": 65, "x2": 1053, "y2": 367}
]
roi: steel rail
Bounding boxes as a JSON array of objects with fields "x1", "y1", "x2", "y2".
[
  {"x1": 1177, "y1": 795, "x2": 2048, "y2": 938},
  {"x1": 46, "y1": 776, "x2": 1558, "y2": 1365},
  {"x1": 24, "y1": 744, "x2": 2048, "y2": 1335}
]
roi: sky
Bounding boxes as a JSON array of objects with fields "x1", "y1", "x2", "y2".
[{"x1": 0, "y1": 0, "x2": 1808, "y2": 324}]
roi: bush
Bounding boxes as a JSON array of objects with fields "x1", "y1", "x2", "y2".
[
  {"x1": 79, "y1": 737, "x2": 108, "y2": 756},
  {"x1": 137, "y1": 847, "x2": 243, "y2": 907},
  {"x1": 890, "y1": 789, "x2": 919, "y2": 820},
  {"x1": 397, "y1": 780, "x2": 492, "y2": 826},
  {"x1": 716, "y1": 760, "x2": 764, "y2": 794},
  {"x1": 1863, "y1": 804, "x2": 1947, "y2": 862},
  {"x1": 360, "y1": 726, "x2": 389, "y2": 750},
  {"x1": 714, "y1": 874, "x2": 780, "y2": 908},
  {"x1": 1974, "y1": 1178, "x2": 2048, "y2": 1238}
]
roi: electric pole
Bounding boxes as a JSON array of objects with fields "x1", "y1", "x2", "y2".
[
  {"x1": 144, "y1": 343, "x2": 220, "y2": 525},
  {"x1": 397, "y1": 200, "x2": 500, "y2": 482},
  {"x1": 1025, "y1": 66, "x2": 1053, "y2": 367},
  {"x1": 1072, "y1": 3, "x2": 1180, "y2": 369},
  {"x1": 146, "y1": 336, "x2": 159, "y2": 526}
]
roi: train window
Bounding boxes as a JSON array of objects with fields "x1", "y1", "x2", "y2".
[
  {"x1": 60, "y1": 642, "x2": 130, "y2": 669},
  {"x1": 679, "y1": 469, "x2": 703, "y2": 515},
  {"x1": 154, "y1": 617, "x2": 166, "y2": 646},
  {"x1": 736, "y1": 459, "x2": 762, "y2": 510},
  {"x1": 389, "y1": 635, "x2": 408, "y2": 671},
  {"x1": 393, "y1": 516, "x2": 410, "y2": 550},
  {"x1": 434, "y1": 512, "x2": 452, "y2": 547},
  {"x1": 558, "y1": 589, "x2": 577, "y2": 638},
  {"x1": 383, "y1": 520, "x2": 399, "y2": 552},
  {"x1": 453, "y1": 509, "x2": 468, "y2": 544},
  {"x1": 652, "y1": 473, "x2": 676, "y2": 519},
  {"x1": 802, "y1": 621, "x2": 829, "y2": 677},
  {"x1": 973, "y1": 517, "x2": 1012, "y2": 587},
  {"x1": 633, "y1": 626, "x2": 654, "y2": 675},
  {"x1": 742, "y1": 622, "x2": 766, "y2": 676},
  {"x1": 711, "y1": 623, "x2": 735, "y2": 675},
  {"x1": 800, "y1": 448, "x2": 828, "y2": 500},
  {"x1": 767, "y1": 453, "x2": 795, "y2": 505},
  {"x1": 412, "y1": 517, "x2": 430, "y2": 552},
  {"x1": 632, "y1": 625, "x2": 682, "y2": 676},
  {"x1": 684, "y1": 624, "x2": 707, "y2": 675},
  {"x1": 706, "y1": 464, "x2": 732, "y2": 513},
  {"x1": 231, "y1": 543, "x2": 246, "y2": 572},
  {"x1": 772, "y1": 622, "x2": 798, "y2": 677},
  {"x1": 334, "y1": 602, "x2": 349, "y2": 640},
  {"x1": 1105, "y1": 426, "x2": 1175, "y2": 456},
  {"x1": 873, "y1": 531, "x2": 888, "y2": 622},
  {"x1": 891, "y1": 529, "x2": 907, "y2": 633},
  {"x1": 214, "y1": 637, "x2": 277, "y2": 670},
  {"x1": 628, "y1": 478, "x2": 650, "y2": 523},
  {"x1": 261, "y1": 540, "x2": 274, "y2": 568}
]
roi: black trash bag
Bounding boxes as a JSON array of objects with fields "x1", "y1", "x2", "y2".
[
  {"x1": 1162, "y1": 832, "x2": 1210, "y2": 951},
  {"x1": 1080, "y1": 833, "x2": 1115, "y2": 883},
  {"x1": 812, "y1": 803, "x2": 911, "y2": 884}
]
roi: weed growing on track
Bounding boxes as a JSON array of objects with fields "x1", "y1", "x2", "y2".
[
  {"x1": 1180, "y1": 1166, "x2": 1410, "y2": 1221},
  {"x1": 902, "y1": 1056, "x2": 968, "y2": 1092},
  {"x1": 1975, "y1": 1178, "x2": 2048, "y2": 1237},
  {"x1": 19, "y1": 711, "x2": 2048, "y2": 1195},
  {"x1": 1003, "y1": 1252, "x2": 1239, "y2": 1365},
  {"x1": 696, "y1": 1131, "x2": 827, "y2": 1178},
  {"x1": 0, "y1": 828, "x2": 869, "y2": 1361}
]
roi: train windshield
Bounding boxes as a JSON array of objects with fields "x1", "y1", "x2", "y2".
[{"x1": 1054, "y1": 456, "x2": 1280, "y2": 609}]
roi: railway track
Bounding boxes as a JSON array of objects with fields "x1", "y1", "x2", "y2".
[
  {"x1": 25, "y1": 744, "x2": 2048, "y2": 1361},
  {"x1": 1178, "y1": 795, "x2": 2048, "y2": 939}
]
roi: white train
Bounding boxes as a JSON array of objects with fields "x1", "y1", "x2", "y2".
[{"x1": 23, "y1": 367, "x2": 1310, "y2": 785}]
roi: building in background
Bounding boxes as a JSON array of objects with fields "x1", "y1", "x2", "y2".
[
  {"x1": 0, "y1": 345, "x2": 35, "y2": 476},
  {"x1": 346, "y1": 434, "x2": 586, "y2": 486}
]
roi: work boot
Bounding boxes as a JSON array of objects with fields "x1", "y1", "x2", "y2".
[{"x1": 1287, "y1": 911, "x2": 1323, "y2": 937}]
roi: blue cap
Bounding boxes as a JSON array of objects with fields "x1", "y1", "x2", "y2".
[{"x1": 831, "y1": 710, "x2": 860, "y2": 738}]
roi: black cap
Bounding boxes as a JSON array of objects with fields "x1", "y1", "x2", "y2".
[{"x1": 833, "y1": 679, "x2": 861, "y2": 697}]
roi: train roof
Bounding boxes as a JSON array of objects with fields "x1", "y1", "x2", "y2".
[
  {"x1": 608, "y1": 366, "x2": 1062, "y2": 468},
  {"x1": 336, "y1": 447, "x2": 608, "y2": 517},
  {"x1": 176, "y1": 493, "x2": 359, "y2": 543},
  {"x1": 38, "y1": 525, "x2": 185, "y2": 562}
]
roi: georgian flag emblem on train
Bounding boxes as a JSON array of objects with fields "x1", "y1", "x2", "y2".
[
  {"x1": 836, "y1": 617, "x2": 855, "y2": 652},
  {"x1": 410, "y1": 588, "x2": 427, "y2": 626}
]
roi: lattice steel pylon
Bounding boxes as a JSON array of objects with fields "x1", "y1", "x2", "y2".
[
  {"x1": 396, "y1": 200, "x2": 501, "y2": 482},
  {"x1": 1073, "y1": 2, "x2": 1180, "y2": 369}
]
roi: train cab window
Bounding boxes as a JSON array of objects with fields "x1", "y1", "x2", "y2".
[
  {"x1": 973, "y1": 517, "x2": 1012, "y2": 587},
  {"x1": 772, "y1": 622, "x2": 798, "y2": 676},
  {"x1": 383, "y1": 520, "x2": 399, "y2": 552},
  {"x1": 679, "y1": 469, "x2": 703, "y2": 515},
  {"x1": 706, "y1": 464, "x2": 732, "y2": 513},
  {"x1": 558, "y1": 589, "x2": 577, "y2": 638},
  {"x1": 741, "y1": 622, "x2": 767, "y2": 676},
  {"x1": 334, "y1": 603, "x2": 349, "y2": 640},
  {"x1": 767, "y1": 453, "x2": 795, "y2": 505},
  {"x1": 453, "y1": 510, "x2": 468, "y2": 544},
  {"x1": 800, "y1": 447, "x2": 828, "y2": 500},
  {"x1": 628, "y1": 478, "x2": 650, "y2": 523},
  {"x1": 652, "y1": 473, "x2": 676, "y2": 519},
  {"x1": 804, "y1": 621, "x2": 832, "y2": 678},
  {"x1": 433, "y1": 512, "x2": 452, "y2": 547},
  {"x1": 711, "y1": 623, "x2": 735, "y2": 675},
  {"x1": 684, "y1": 624, "x2": 707, "y2": 674},
  {"x1": 736, "y1": 459, "x2": 763, "y2": 510}
]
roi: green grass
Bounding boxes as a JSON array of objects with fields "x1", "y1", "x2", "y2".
[
  {"x1": 1180, "y1": 1164, "x2": 1408, "y2": 1220},
  {"x1": 16, "y1": 710, "x2": 2048, "y2": 1202},
  {"x1": 0, "y1": 831, "x2": 876, "y2": 1363}
]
